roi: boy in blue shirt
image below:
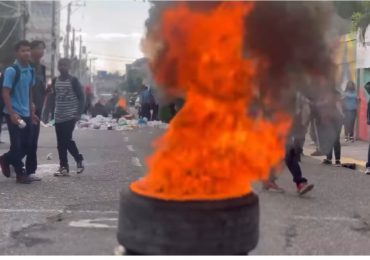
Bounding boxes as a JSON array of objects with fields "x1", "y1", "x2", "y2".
[{"x1": 0, "y1": 40, "x2": 39, "y2": 184}]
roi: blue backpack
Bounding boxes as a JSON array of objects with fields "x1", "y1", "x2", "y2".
[{"x1": 0, "y1": 64, "x2": 22, "y2": 112}]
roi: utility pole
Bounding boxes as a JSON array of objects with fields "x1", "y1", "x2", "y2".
[
  {"x1": 79, "y1": 35, "x2": 82, "y2": 79},
  {"x1": 89, "y1": 57, "x2": 97, "y2": 84},
  {"x1": 64, "y1": 1, "x2": 85, "y2": 59},
  {"x1": 51, "y1": 0, "x2": 57, "y2": 77},
  {"x1": 64, "y1": 2, "x2": 72, "y2": 58},
  {"x1": 71, "y1": 28, "x2": 76, "y2": 58}
]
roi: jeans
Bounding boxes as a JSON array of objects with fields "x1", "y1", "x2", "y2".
[
  {"x1": 3, "y1": 115, "x2": 31, "y2": 174},
  {"x1": 326, "y1": 121, "x2": 342, "y2": 161},
  {"x1": 285, "y1": 140, "x2": 307, "y2": 185},
  {"x1": 150, "y1": 103, "x2": 159, "y2": 121},
  {"x1": 140, "y1": 103, "x2": 151, "y2": 120},
  {"x1": 55, "y1": 119, "x2": 83, "y2": 167},
  {"x1": 26, "y1": 112, "x2": 41, "y2": 175},
  {"x1": 344, "y1": 109, "x2": 357, "y2": 138}
]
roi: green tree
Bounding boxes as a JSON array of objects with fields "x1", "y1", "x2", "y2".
[{"x1": 333, "y1": 1, "x2": 370, "y2": 44}]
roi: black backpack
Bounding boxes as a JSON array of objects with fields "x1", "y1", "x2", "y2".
[{"x1": 0, "y1": 65, "x2": 21, "y2": 111}]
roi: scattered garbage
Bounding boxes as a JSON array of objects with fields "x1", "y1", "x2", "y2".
[
  {"x1": 46, "y1": 153, "x2": 53, "y2": 160},
  {"x1": 75, "y1": 115, "x2": 168, "y2": 131}
]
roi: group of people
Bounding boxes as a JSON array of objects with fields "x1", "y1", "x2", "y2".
[
  {"x1": 265, "y1": 80, "x2": 365, "y2": 196},
  {"x1": 0, "y1": 40, "x2": 85, "y2": 184}
]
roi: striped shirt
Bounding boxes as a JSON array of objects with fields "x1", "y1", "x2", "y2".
[{"x1": 54, "y1": 77, "x2": 79, "y2": 123}]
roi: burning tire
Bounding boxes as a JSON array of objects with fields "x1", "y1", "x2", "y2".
[{"x1": 117, "y1": 191, "x2": 259, "y2": 255}]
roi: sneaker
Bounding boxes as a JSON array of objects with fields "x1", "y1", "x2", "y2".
[
  {"x1": 27, "y1": 175, "x2": 42, "y2": 181},
  {"x1": 54, "y1": 167, "x2": 70, "y2": 177},
  {"x1": 297, "y1": 182, "x2": 314, "y2": 196},
  {"x1": 334, "y1": 160, "x2": 341, "y2": 167},
  {"x1": 15, "y1": 168, "x2": 32, "y2": 184},
  {"x1": 322, "y1": 159, "x2": 332, "y2": 165},
  {"x1": 76, "y1": 160, "x2": 85, "y2": 174},
  {"x1": 16, "y1": 175, "x2": 33, "y2": 184},
  {"x1": 0, "y1": 155, "x2": 10, "y2": 178},
  {"x1": 365, "y1": 167, "x2": 370, "y2": 175},
  {"x1": 350, "y1": 137, "x2": 355, "y2": 143},
  {"x1": 263, "y1": 181, "x2": 285, "y2": 193}
]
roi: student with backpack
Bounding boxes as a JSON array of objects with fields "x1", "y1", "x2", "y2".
[
  {"x1": 0, "y1": 40, "x2": 39, "y2": 184},
  {"x1": 50, "y1": 58, "x2": 85, "y2": 176}
]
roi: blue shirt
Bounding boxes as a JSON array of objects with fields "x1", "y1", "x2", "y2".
[
  {"x1": 343, "y1": 91, "x2": 359, "y2": 111},
  {"x1": 3, "y1": 61, "x2": 34, "y2": 117},
  {"x1": 140, "y1": 89, "x2": 152, "y2": 104}
]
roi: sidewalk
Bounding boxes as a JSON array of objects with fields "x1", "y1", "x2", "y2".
[{"x1": 304, "y1": 138, "x2": 368, "y2": 172}]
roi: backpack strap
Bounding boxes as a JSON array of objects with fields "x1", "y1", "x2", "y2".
[
  {"x1": 10, "y1": 65, "x2": 21, "y2": 94},
  {"x1": 70, "y1": 76, "x2": 85, "y2": 114}
]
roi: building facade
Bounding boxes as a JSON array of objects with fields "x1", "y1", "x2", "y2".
[{"x1": 25, "y1": 1, "x2": 61, "y2": 78}]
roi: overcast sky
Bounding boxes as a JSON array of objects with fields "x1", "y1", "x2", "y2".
[{"x1": 60, "y1": 0, "x2": 151, "y2": 73}]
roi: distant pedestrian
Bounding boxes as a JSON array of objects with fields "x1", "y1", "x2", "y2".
[
  {"x1": 92, "y1": 98, "x2": 108, "y2": 118},
  {"x1": 343, "y1": 81, "x2": 359, "y2": 143},
  {"x1": 84, "y1": 85, "x2": 94, "y2": 115},
  {"x1": 320, "y1": 88, "x2": 345, "y2": 167},
  {"x1": 138, "y1": 85, "x2": 151, "y2": 120},
  {"x1": 51, "y1": 58, "x2": 85, "y2": 177},
  {"x1": 148, "y1": 86, "x2": 159, "y2": 121}
]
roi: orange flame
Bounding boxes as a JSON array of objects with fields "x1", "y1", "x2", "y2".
[
  {"x1": 131, "y1": 2, "x2": 291, "y2": 201},
  {"x1": 118, "y1": 97, "x2": 126, "y2": 109}
]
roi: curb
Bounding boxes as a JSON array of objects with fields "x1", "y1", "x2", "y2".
[{"x1": 304, "y1": 147, "x2": 367, "y2": 173}]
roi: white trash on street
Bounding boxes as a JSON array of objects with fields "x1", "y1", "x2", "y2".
[{"x1": 74, "y1": 115, "x2": 168, "y2": 131}]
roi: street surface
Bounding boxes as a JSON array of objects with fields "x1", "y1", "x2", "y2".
[{"x1": 0, "y1": 126, "x2": 369, "y2": 255}]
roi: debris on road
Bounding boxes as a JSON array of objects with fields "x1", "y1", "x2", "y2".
[{"x1": 75, "y1": 115, "x2": 169, "y2": 131}]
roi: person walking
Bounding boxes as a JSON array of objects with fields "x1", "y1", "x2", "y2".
[
  {"x1": 343, "y1": 81, "x2": 359, "y2": 143},
  {"x1": 0, "y1": 40, "x2": 39, "y2": 184},
  {"x1": 263, "y1": 92, "x2": 314, "y2": 195},
  {"x1": 139, "y1": 85, "x2": 151, "y2": 120},
  {"x1": 25, "y1": 40, "x2": 48, "y2": 181},
  {"x1": 51, "y1": 58, "x2": 85, "y2": 176},
  {"x1": 320, "y1": 88, "x2": 345, "y2": 167}
]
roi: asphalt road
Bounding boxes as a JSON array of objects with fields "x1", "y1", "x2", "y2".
[{"x1": 0, "y1": 126, "x2": 369, "y2": 255}]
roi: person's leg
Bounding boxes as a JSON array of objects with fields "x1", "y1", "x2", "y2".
[
  {"x1": 153, "y1": 104, "x2": 159, "y2": 121},
  {"x1": 326, "y1": 148, "x2": 333, "y2": 161},
  {"x1": 65, "y1": 120, "x2": 83, "y2": 163},
  {"x1": 344, "y1": 110, "x2": 350, "y2": 139},
  {"x1": 285, "y1": 148, "x2": 306, "y2": 185},
  {"x1": 349, "y1": 110, "x2": 357, "y2": 140},
  {"x1": 2, "y1": 115, "x2": 24, "y2": 170},
  {"x1": 334, "y1": 127, "x2": 341, "y2": 162},
  {"x1": 309, "y1": 121, "x2": 316, "y2": 143},
  {"x1": 285, "y1": 147, "x2": 313, "y2": 195},
  {"x1": 55, "y1": 122, "x2": 69, "y2": 168},
  {"x1": 0, "y1": 113, "x2": 3, "y2": 142},
  {"x1": 367, "y1": 142, "x2": 370, "y2": 168},
  {"x1": 143, "y1": 103, "x2": 151, "y2": 120},
  {"x1": 26, "y1": 121, "x2": 40, "y2": 175}
]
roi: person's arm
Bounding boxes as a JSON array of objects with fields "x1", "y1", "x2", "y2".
[
  {"x1": 365, "y1": 83, "x2": 370, "y2": 95},
  {"x1": 29, "y1": 89, "x2": 39, "y2": 124},
  {"x1": 336, "y1": 100, "x2": 345, "y2": 118},
  {"x1": 2, "y1": 68, "x2": 20, "y2": 125},
  {"x1": 29, "y1": 68, "x2": 40, "y2": 124}
]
